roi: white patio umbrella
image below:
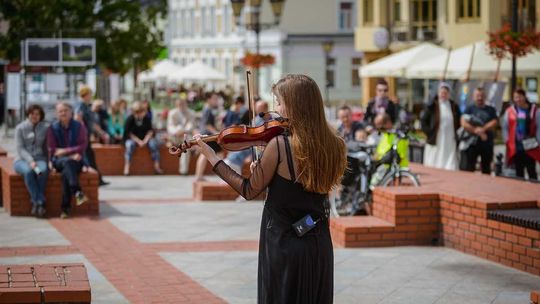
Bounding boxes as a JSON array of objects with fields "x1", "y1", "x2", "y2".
[
  {"x1": 360, "y1": 43, "x2": 447, "y2": 78},
  {"x1": 407, "y1": 41, "x2": 540, "y2": 79},
  {"x1": 169, "y1": 60, "x2": 226, "y2": 83},
  {"x1": 137, "y1": 59, "x2": 182, "y2": 82}
]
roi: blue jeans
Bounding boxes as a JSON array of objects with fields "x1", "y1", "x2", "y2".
[
  {"x1": 13, "y1": 160, "x2": 48, "y2": 206},
  {"x1": 53, "y1": 157, "x2": 83, "y2": 212},
  {"x1": 125, "y1": 138, "x2": 160, "y2": 162},
  {"x1": 227, "y1": 149, "x2": 251, "y2": 167}
]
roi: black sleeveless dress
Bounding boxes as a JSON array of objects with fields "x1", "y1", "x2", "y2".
[
  {"x1": 259, "y1": 144, "x2": 334, "y2": 303},
  {"x1": 213, "y1": 136, "x2": 334, "y2": 304}
]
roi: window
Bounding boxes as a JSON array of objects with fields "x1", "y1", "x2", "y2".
[
  {"x1": 190, "y1": 9, "x2": 195, "y2": 36},
  {"x1": 411, "y1": 0, "x2": 437, "y2": 40},
  {"x1": 363, "y1": 0, "x2": 373, "y2": 24},
  {"x1": 458, "y1": 0, "x2": 481, "y2": 21},
  {"x1": 180, "y1": 10, "x2": 186, "y2": 37},
  {"x1": 209, "y1": 7, "x2": 216, "y2": 36},
  {"x1": 224, "y1": 58, "x2": 231, "y2": 77},
  {"x1": 211, "y1": 58, "x2": 216, "y2": 68},
  {"x1": 326, "y1": 57, "x2": 335, "y2": 88},
  {"x1": 339, "y1": 2, "x2": 353, "y2": 31},
  {"x1": 170, "y1": 9, "x2": 177, "y2": 38},
  {"x1": 506, "y1": 0, "x2": 536, "y2": 30},
  {"x1": 223, "y1": 5, "x2": 231, "y2": 35},
  {"x1": 201, "y1": 7, "x2": 206, "y2": 36},
  {"x1": 351, "y1": 57, "x2": 361, "y2": 87},
  {"x1": 393, "y1": 0, "x2": 401, "y2": 22}
]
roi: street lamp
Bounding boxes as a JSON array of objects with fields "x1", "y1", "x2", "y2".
[
  {"x1": 322, "y1": 40, "x2": 334, "y2": 107},
  {"x1": 231, "y1": 0, "x2": 286, "y2": 95}
]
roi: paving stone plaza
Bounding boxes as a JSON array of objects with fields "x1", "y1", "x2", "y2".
[{"x1": 1, "y1": 172, "x2": 539, "y2": 303}]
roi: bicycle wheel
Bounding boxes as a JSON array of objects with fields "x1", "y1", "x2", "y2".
[
  {"x1": 329, "y1": 183, "x2": 361, "y2": 217},
  {"x1": 380, "y1": 169, "x2": 420, "y2": 187}
]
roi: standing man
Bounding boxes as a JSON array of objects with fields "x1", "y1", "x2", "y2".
[
  {"x1": 364, "y1": 79, "x2": 397, "y2": 126},
  {"x1": 459, "y1": 87, "x2": 498, "y2": 174},
  {"x1": 47, "y1": 103, "x2": 89, "y2": 218},
  {"x1": 74, "y1": 86, "x2": 109, "y2": 186}
]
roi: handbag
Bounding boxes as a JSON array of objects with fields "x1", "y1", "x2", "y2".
[
  {"x1": 522, "y1": 137, "x2": 539, "y2": 151},
  {"x1": 520, "y1": 104, "x2": 539, "y2": 151}
]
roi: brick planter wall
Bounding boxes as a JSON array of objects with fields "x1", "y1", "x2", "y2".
[
  {"x1": 93, "y1": 144, "x2": 215, "y2": 176},
  {"x1": 0, "y1": 158, "x2": 99, "y2": 217},
  {"x1": 330, "y1": 164, "x2": 540, "y2": 276}
]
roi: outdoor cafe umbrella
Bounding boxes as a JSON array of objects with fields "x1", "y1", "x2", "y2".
[
  {"x1": 359, "y1": 42, "x2": 447, "y2": 78},
  {"x1": 169, "y1": 60, "x2": 226, "y2": 83},
  {"x1": 137, "y1": 59, "x2": 182, "y2": 82},
  {"x1": 406, "y1": 41, "x2": 540, "y2": 80}
]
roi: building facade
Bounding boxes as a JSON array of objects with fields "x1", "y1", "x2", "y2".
[
  {"x1": 356, "y1": 0, "x2": 540, "y2": 104},
  {"x1": 166, "y1": 0, "x2": 363, "y2": 104}
]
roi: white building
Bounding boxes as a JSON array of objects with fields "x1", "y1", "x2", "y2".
[{"x1": 166, "y1": 0, "x2": 362, "y2": 104}]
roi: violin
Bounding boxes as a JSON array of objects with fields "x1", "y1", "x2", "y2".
[
  {"x1": 169, "y1": 70, "x2": 289, "y2": 156},
  {"x1": 168, "y1": 115, "x2": 289, "y2": 155}
]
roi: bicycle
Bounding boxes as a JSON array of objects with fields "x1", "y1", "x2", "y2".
[{"x1": 330, "y1": 129, "x2": 420, "y2": 217}]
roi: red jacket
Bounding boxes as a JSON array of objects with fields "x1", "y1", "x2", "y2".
[{"x1": 505, "y1": 104, "x2": 540, "y2": 165}]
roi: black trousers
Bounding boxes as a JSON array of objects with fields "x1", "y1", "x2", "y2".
[
  {"x1": 514, "y1": 152, "x2": 538, "y2": 180},
  {"x1": 459, "y1": 141, "x2": 494, "y2": 174},
  {"x1": 85, "y1": 143, "x2": 104, "y2": 182},
  {"x1": 53, "y1": 157, "x2": 83, "y2": 212}
]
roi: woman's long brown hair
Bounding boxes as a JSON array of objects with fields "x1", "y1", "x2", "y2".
[{"x1": 272, "y1": 74, "x2": 346, "y2": 194}]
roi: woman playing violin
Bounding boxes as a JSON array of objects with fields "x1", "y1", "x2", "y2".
[{"x1": 188, "y1": 74, "x2": 346, "y2": 303}]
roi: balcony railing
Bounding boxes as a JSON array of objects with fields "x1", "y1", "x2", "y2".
[{"x1": 391, "y1": 25, "x2": 437, "y2": 43}]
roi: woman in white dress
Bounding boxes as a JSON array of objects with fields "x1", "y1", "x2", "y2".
[{"x1": 421, "y1": 83, "x2": 461, "y2": 170}]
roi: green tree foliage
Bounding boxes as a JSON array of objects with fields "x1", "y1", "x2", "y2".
[{"x1": 0, "y1": 0, "x2": 166, "y2": 75}]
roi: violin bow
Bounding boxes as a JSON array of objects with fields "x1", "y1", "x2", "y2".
[{"x1": 246, "y1": 70, "x2": 258, "y2": 162}]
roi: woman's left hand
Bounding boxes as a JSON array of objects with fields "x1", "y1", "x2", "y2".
[
  {"x1": 250, "y1": 160, "x2": 258, "y2": 173},
  {"x1": 193, "y1": 134, "x2": 220, "y2": 165}
]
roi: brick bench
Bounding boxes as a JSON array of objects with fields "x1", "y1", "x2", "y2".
[
  {"x1": 330, "y1": 164, "x2": 540, "y2": 277},
  {"x1": 0, "y1": 263, "x2": 91, "y2": 303},
  {"x1": 0, "y1": 157, "x2": 99, "y2": 217},
  {"x1": 93, "y1": 144, "x2": 214, "y2": 176},
  {"x1": 193, "y1": 181, "x2": 266, "y2": 201}
]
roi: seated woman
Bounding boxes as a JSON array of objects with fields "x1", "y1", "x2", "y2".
[
  {"x1": 108, "y1": 100, "x2": 126, "y2": 144},
  {"x1": 123, "y1": 101, "x2": 163, "y2": 175},
  {"x1": 13, "y1": 104, "x2": 49, "y2": 217}
]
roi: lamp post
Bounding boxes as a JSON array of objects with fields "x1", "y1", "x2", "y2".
[
  {"x1": 231, "y1": 0, "x2": 286, "y2": 95},
  {"x1": 322, "y1": 40, "x2": 334, "y2": 107},
  {"x1": 510, "y1": 0, "x2": 518, "y2": 93}
]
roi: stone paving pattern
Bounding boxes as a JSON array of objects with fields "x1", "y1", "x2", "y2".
[{"x1": 0, "y1": 133, "x2": 539, "y2": 304}]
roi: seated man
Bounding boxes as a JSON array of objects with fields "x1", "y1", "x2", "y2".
[
  {"x1": 223, "y1": 100, "x2": 268, "y2": 174},
  {"x1": 337, "y1": 105, "x2": 366, "y2": 143},
  {"x1": 167, "y1": 98, "x2": 195, "y2": 174},
  {"x1": 123, "y1": 101, "x2": 163, "y2": 175},
  {"x1": 47, "y1": 102, "x2": 89, "y2": 218},
  {"x1": 222, "y1": 96, "x2": 247, "y2": 128}
]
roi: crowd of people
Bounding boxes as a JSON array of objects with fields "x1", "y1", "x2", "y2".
[
  {"x1": 335, "y1": 79, "x2": 540, "y2": 182},
  {"x1": 12, "y1": 84, "x2": 274, "y2": 216},
  {"x1": 10, "y1": 78, "x2": 540, "y2": 219}
]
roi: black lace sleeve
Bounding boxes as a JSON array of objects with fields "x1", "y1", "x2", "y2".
[{"x1": 212, "y1": 137, "x2": 280, "y2": 200}]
